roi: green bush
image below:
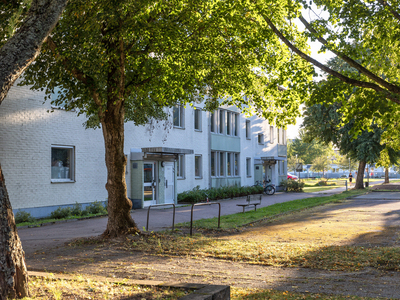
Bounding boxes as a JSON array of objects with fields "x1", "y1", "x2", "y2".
[
  {"x1": 281, "y1": 179, "x2": 305, "y2": 192},
  {"x1": 83, "y1": 201, "x2": 107, "y2": 215},
  {"x1": 15, "y1": 211, "x2": 35, "y2": 224},
  {"x1": 50, "y1": 207, "x2": 72, "y2": 219},
  {"x1": 71, "y1": 202, "x2": 83, "y2": 216},
  {"x1": 177, "y1": 185, "x2": 263, "y2": 204}
]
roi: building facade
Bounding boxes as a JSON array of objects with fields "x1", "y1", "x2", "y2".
[{"x1": 0, "y1": 85, "x2": 287, "y2": 218}]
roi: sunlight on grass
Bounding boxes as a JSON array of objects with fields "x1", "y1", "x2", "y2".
[
  {"x1": 231, "y1": 287, "x2": 378, "y2": 299},
  {"x1": 22, "y1": 276, "x2": 189, "y2": 299},
  {"x1": 177, "y1": 189, "x2": 368, "y2": 229}
]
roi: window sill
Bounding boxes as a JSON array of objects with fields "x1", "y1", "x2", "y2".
[
  {"x1": 51, "y1": 179, "x2": 75, "y2": 183},
  {"x1": 173, "y1": 126, "x2": 185, "y2": 130},
  {"x1": 194, "y1": 129, "x2": 202, "y2": 132},
  {"x1": 195, "y1": 177, "x2": 203, "y2": 180},
  {"x1": 177, "y1": 177, "x2": 185, "y2": 180}
]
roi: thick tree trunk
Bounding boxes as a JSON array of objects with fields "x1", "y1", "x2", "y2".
[
  {"x1": 385, "y1": 168, "x2": 389, "y2": 183},
  {"x1": 0, "y1": 0, "x2": 68, "y2": 103},
  {"x1": 0, "y1": 164, "x2": 29, "y2": 299},
  {"x1": 355, "y1": 161, "x2": 366, "y2": 189},
  {"x1": 101, "y1": 105, "x2": 138, "y2": 238}
]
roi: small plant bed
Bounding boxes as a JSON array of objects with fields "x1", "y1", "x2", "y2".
[
  {"x1": 178, "y1": 185, "x2": 264, "y2": 204},
  {"x1": 16, "y1": 201, "x2": 108, "y2": 227},
  {"x1": 24, "y1": 274, "x2": 190, "y2": 299},
  {"x1": 177, "y1": 189, "x2": 368, "y2": 230}
]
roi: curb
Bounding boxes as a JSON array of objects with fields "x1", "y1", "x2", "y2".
[{"x1": 28, "y1": 271, "x2": 230, "y2": 300}]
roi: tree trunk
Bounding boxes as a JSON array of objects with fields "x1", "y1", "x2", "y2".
[
  {"x1": 101, "y1": 104, "x2": 138, "y2": 238},
  {"x1": 355, "y1": 161, "x2": 366, "y2": 189},
  {"x1": 0, "y1": 0, "x2": 68, "y2": 103},
  {"x1": 385, "y1": 168, "x2": 389, "y2": 183},
  {"x1": 0, "y1": 164, "x2": 29, "y2": 299}
]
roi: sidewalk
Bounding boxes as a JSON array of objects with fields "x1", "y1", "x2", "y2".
[{"x1": 18, "y1": 187, "x2": 349, "y2": 255}]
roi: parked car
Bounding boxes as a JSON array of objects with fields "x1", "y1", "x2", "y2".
[
  {"x1": 287, "y1": 173, "x2": 298, "y2": 180},
  {"x1": 340, "y1": 174, "x2": 347, "y2": 178}
]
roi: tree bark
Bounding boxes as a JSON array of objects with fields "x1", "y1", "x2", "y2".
[
  {"x1": 0, "y1": 0, "x2": 68, "y2": 103},
  {"x1": 0, "y1": 164, "x2": 28, "y2": 299},
  {"x1": 101, "y1": 104, "x2": 138, "y2": 238},
  {"x1": 355, "y1": 161, "x2": 366, "y2": 189},
  {"x1": 385, "y1": 168, "x2": 389, "y2": 184}
]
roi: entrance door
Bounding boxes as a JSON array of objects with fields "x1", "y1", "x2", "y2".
[
  {"x1": 143, "y1": 162, "x2": 157, "y2": 206},
  {"x1": 164, "y1": 162, "x2": 175, "y2": 204}
]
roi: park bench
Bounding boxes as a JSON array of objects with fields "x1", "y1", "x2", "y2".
[{"x1": 236, "y1": 194, "x2": 262, "y2": 213}]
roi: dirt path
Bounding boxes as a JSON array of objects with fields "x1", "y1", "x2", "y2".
[{"x1": 25, "y1": 194, "x2": 400, "y2": 299}]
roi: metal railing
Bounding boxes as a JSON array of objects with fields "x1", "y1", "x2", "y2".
[
  {"x1": 146, "y1": 203, "x2": 175, "y2": 231},
  {"x1": 190, "y1": 202, "x2": 221, "y2": 236}
]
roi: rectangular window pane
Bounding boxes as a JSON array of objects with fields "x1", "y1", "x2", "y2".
[
  {"x1": 227, "y1": 112, "x2": 231, "y2": 135},
  {"x1": 219, "y1": 152, "x2": 224, "y2": 176},
  {"x1": 51, "y1": 147, "x2": 73, "y2": 180},
  {"x1": 219, "y1": 110, "x2": 224, "y2": 134},
  {"x1": 227, "y1": 153, "x2": 231, "y2": 176},
  {"x1": 177, "y1": 155, "x2": 184, "y2": 178},
  {"x1": 233, "y1": 114, "x2": 238, "y2": 136},
  {"x1": 194, "y1": 109, "x2": 201, "y2": 130},
  {"x1": 195, "y1": 155, "x2": 201, "y2": 178},
  {"x1": 246, "y1": 158, "x2": 251, "y2": 176},
  {"x1": 211, "y1": 152, "x2": 216, "y2": 176},
  {"x1": 234, "y1": 153, "x2": 239, "y2": 176},
  {"x1": 173, "y1": 106, "x2": 180, "y2": 127},
  {"x1": 211, "y1": 112, "x2": 215, "y2": 132}
]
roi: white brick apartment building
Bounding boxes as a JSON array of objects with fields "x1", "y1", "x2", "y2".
[{"x1": 0, "y1": 84, "x2": 287, "y2": 218}]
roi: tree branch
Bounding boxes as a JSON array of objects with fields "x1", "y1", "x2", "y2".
[
  {"x1": 376, "y1": 0, "x2": 400, "y2": 22},
  {"x1": 299, "y1": 15, "x2": 400, "y2": 95},
  {"x1": 261, "y1": 14, "x2": 400, "y2": 104}
]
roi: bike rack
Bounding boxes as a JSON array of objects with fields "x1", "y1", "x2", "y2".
[
  {"x1": 146, "y1": 203, "x2": 175, "y2": 231},
  {"x1": 190, "y1": 202, "x2": 221, "y2": 236}
]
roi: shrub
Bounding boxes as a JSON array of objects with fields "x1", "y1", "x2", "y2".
[
  {"x1": 281, "y1": 179, "x2": 305, "y2": 192},
  {"x1": 15, "y1": 211, "x2": 35, "y2": 224},
  {"x1": 50, "y1": 207, "x2": 72, "y2": 219},
  {"x1": 71, "y1": 202, "x2": 83, "y2": 216},
  {"x1": 177, "y1": 185, "x2": 263, "y2": 204},
  {"x1": 83, "y1": 201, "x2": 107, "y2": 215},
  {"x1": 316, "y1": 180, "x2": 328, "y2": 186}
]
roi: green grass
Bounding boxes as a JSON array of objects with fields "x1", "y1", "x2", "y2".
[
  {"x1": 16, "y1": 212, "x2": 107, "y2": 227},
  {"x1": 302, "y1": 185, "x2": 341, "y2": 193},
  {"x1": 177, "y1": 189, "x2": 368, "y2": 229}
]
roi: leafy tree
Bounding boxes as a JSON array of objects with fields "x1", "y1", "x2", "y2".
[
  {"x1": 288, "y1": 131, "x2": 334, "y2": 164},
  {"x1": 256, "y1": 0, "x2": 400, "y2": 148},
  {"x1": 21, "y1": 0, "x2": 312, "y2": 237},
  {"x1": 0, "y1": 0, "x2": 68, "y2": 298},
  {"x1": 311, "y1": 156, "x2": 330, "y2": 177},
  {"x1": 287, "y1": 155, "x2": 304, "y2": 173},
  {"x1": 335, "y1": 155, "x2": 358, "y2": 174}
]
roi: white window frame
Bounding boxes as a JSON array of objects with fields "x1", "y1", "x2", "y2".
[
  {"x1": 218, "y1": 109, "x2": 225, "y2": 134},
  {"x1": 194, "y1": 108, "x2": 202, "y2": 131},
  {"x1": 211, "y1": 151, "x2": 217, "y2": 176},
  {"x1": 177, "y1": 154, "x2": 185, "y2": 179},
  {"x1": 246, "y1": 157, "x2": 251, "y2": 177},
  {"x1": 173, "y1": 105, "x2": 185, "y2": 128},
  {"x1": 227, "y1": 152, "x2": 232, "y2": 176},
  {"x1": 211, "y1": 151, "x2": 227, "y2": 178},
  {"x1": 195, "y1": 155, "x2": 202, "y2": 178},
  {"x1": 245, "y1": 120, "x2": 251, "y2": 139},
  {"x1": 234, "y1": 153, "x2": 239, "y2": 176},
  {"x1": 258, "y1": 133, "x2": 264, "y2": 145},
  {"x1": 51, "y1": 145, "x2": 75, "y2": 183}
]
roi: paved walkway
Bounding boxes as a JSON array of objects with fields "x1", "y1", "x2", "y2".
[{"x1": 18, "y1": 187, "x2": 350, "y2": 254}]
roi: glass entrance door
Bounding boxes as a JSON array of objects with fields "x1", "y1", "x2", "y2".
[{"x1": 143, "y1": 162, "x2": 157, "y2": 206}]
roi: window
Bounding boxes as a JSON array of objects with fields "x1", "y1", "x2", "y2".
[
  {"x1": 195, "y1": 155, "x2": 202, "y2": 178},
  {"x1": 234, "y1": 114, "x2": 238, "y2": 136},
  {"x1": 246, "y1": 158, "x2": 251, "y2": 177},
  {"x1": 234, "y1": 153, "x2": 239, "y2": 176},
  {"x1": 210, "y1": 112, "x2": 215, "y2": 133},
  {"x1": 219, "y1": 110, "x2": 224, "y2": 134},
  {"x1": 194, "y1": 108, "x2": 201, "y2": 131},
  {"x1": 227, "y1": 153, "x2": 232, "y2": 176},
  {"x1": 258, "y1": 133, "x2": 264, "y2": 144},
  {"x1": 173, "y1": 106, "x2": 184, "y2": 128},
  {"x1": 270, "y1": 126, "x2": 274, "y2": 143},
  {"x1": 277, "y1": 128, "x2": 280, "y2": 144},
  {"x1": 227, "y1": 112, "x2": 231, "y2": 135},
  {"x1": 219, "y1": 152, "x2": 225, "y2": 176},
  {"x1": 51, "y1": 146, "x2": 74, "y2": 182},
  {"x1": 177, "y1": 154, "x2": 185, "y2": 178},
  {"x1": 211, "y1": 151, "x2": 216, "y2": 176},
  {"x1": 245, "y1": 120, "x2": 251, "y2": 139}
]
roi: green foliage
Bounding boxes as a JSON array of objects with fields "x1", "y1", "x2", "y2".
[
  {"x1": 50, "y1": 207, "x2": 72, "y2": 219},
  {"x1": 280, "y1": 179, "x2": 305, "y2": 192},
  {"x1": 50, "y1": 201, "x2": 107, "y2": 219},
  {"x1": 14, "y1": 210, "x2": 35, "y2": 224},
  {"x1": 83, "y1": 201, "x2": 107, "y2": 215},
  {"x1": 288, "y1": 134, "x2": 334, "y2": 165},
  {"x1": 311, "y1": 156, "x2": 331, "y2": 175},
  {"x1": 177, "y1": 185, "x2": 263, "y2": 204},
  {"x1": 71, "y1": 202, "x2": 83, "y2": 216}
]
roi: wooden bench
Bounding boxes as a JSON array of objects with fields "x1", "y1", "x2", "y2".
[{"x1": 236, "y1": 194, "x2": 262, "y2": 213}]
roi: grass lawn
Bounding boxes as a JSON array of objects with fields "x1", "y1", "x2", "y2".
[{"x1": 177, "y1": 189, "x2": 368, "y2": 230}]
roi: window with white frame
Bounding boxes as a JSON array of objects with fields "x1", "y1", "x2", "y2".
[
  {"x1": 173, "y1": 105, "x2": 184, "y2": 128},
  {"x1": 246, "y1": 158, "x2": 251, "y2": 177},
  {"x1": 211, "y1": 151, "x2": 216, "y2": 176},
  {"x1": 210, "y1": 112, "x2": 215, "y2": 133},
  {"x1": 211, "y1": 151, "x2": 227, "y2": 177},
  {"x1": 177, "y1": 154, "x2": 185, "y2": 178},
  {"x1": 234, "y1": 153, "x2": 239, "y2": 176},
  {"x1": 195, "y1": 155, "x2": 202, "y2": 178},
  {"x1": 194, "y1": 108, "x2": 201, "y2": 131},
  {"x1": 258, "y1": 133, "x2": 264, "y2": 144},
  {"x1": 227, "y1": 153, "x2": 232, "y2": 176},
  {"x1": 270, "y1": 126, "x2": 274, "y2": 143},
  {"x1": 245, "y1": 120, "x2": 251, "y2": 139},
  {"x1": 218, "y1": 110, "x2": 224, "y2": 134},
  {"x1": 219, "y1": 152, "x2": 225, "y2": 176},
  {"x1": 51, "y1": 146, "x2": 74, "y2": 182}
]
